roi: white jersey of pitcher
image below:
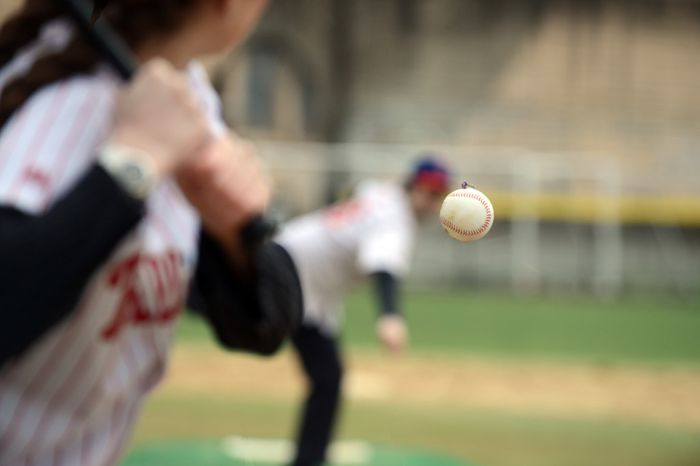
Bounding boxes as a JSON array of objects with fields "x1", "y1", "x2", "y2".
[{"x1": 277, "y1": 181, "x2": 417, "y2": 334}]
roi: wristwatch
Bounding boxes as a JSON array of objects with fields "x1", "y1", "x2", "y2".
[{"x1": 98, "y1": 145, "x2": 158, "y2": 201}]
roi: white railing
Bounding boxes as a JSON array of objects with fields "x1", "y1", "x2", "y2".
[{"x1": 256, "y1": 141, "x2": 700, "y2": 296}]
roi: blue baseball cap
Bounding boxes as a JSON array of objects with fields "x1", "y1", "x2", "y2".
[{"x1": 408, "y1": 155, "x2": 451, "y2": 193}]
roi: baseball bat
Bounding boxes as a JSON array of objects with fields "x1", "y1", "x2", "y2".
[{"x1": 59, "y1": 0, "x2": 277, "y2": 249}]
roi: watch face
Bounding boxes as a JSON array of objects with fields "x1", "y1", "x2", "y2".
[
  {"x1": 124, "y1": 163, "x2": 143, "y2": 183},
  {"x1": 99, "y1": 146, "x2": 155, "y2": 200},
  {"x1": 121, "y1": 161, "x2": 146, "y2": 197}
]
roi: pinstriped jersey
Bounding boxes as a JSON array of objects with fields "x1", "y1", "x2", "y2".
[{"x1": 0, "y1": 26, "x2": 223, "y2": 466}]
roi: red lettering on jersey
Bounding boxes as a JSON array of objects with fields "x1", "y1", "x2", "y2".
[
  {"x1": 324, "y1": 199, "x2": 364, "y2": 227},
  {"x1": 22, "y1": 167, "x2": 51, "y2": 189},
  {"x1": 101, "y1": 251, "x2": 185, "y2": 340}
]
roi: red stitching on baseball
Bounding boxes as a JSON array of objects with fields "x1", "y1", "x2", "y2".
[{"x1": 441, "y1": 191, "x2": 493, "y2": 238}]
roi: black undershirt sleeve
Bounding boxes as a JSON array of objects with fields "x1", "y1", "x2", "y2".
[
  {"x1": 0, "y1": 164, "x2": 145, "y2": 367},
  {"x1": 371, "y1": 270, "x2": 401, "y2": 317},
  {"x1": 0, "y1": 162, "x2": 303, "y2": 365}
]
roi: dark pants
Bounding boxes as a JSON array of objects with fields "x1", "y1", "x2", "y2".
[{"x1": 290, "y1": 324, "x2": 344, "y2": 466}]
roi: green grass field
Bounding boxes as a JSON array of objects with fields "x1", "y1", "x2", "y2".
[
  {"x1": 349, "y1": 290, "x2": 700, "y2": 363},
  {"x1": 126, "y1": 290, "x2": 700, "y2": 466},
  {"x1": 179, "y1": 289, "x2": 700, "y2": 364}
]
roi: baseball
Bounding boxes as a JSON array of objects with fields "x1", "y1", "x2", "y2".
[{"x1": 440, "y1": 183, "x2": 494, "y2": 242}]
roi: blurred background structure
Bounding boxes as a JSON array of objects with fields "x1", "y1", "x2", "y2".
[
  {"x1": 2, "y1": 2, "x2": 699, "y2": 466},
  {"x1": 214, "y1": 0, "x2": 700, "y2": 297}
]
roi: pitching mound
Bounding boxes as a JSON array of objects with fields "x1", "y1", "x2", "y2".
[{"x1": 122, "y1": 438, "x2": 475, "y2": 466}]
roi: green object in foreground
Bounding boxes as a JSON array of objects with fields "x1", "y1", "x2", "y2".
[{"x1": 121, "y1": 439, "x2": 473, "y2": 466}]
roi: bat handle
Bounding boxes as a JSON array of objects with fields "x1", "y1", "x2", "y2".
[{"x1": 60, "y1": 0, "x2": 137, "y2": 80}]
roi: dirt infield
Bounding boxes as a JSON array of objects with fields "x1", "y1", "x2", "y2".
[{"x1": 162, "y1": 345, "x2": 700, "y2": 431}]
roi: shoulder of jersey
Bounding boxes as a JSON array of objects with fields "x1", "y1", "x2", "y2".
[
  {"x1": 2, "y1": 69, "x2": 118, "y2": 138},
  {"x1": 356, "y1": 180, "x2": 408, "y2": 218},
  {"x1": 21, "y1": 69, "x2": 116, "y2": 110},
  {"x1": 356, "y1": 180, "x2": 403, "y2": 200}
]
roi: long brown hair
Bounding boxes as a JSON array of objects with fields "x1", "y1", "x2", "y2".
[{"x1": 0, "y1": 0, "x2": 197, "y2": 128}]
